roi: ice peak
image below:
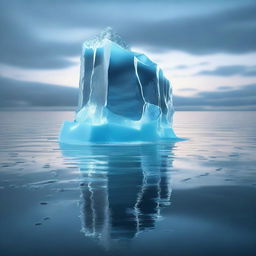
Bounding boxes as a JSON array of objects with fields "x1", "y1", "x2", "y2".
[{"x1": 83, "y1": 27, "x2": 129, "y2": 49}]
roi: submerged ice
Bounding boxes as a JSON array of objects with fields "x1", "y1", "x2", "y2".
[{"x1": 60, "y1": 27, "x2": 176, "y2": 144}]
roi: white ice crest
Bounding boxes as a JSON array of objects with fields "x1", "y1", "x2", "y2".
[{"x1": 83, "y1": 27, "x2": 130, "y2": 49}]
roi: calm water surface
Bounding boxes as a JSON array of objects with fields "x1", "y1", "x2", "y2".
[{"x1": 0, "y1": 111, "x2": 256, "y2": 256}]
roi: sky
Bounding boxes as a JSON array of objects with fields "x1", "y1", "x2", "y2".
[{"x1": 0, "y1": 0, "x2": 256, "y2": 110}]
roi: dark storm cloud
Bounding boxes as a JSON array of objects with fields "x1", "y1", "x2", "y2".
[
  {"x1": 174, "y1": 84, "x2": 256, "y2": 108},
  {"x1": 0, "y1": 0, "x2": 256, "y2": 69},
  {"x1": 0, "y1": 0, "x2": 94, "y2": 69},
  {"x1": 126, "y1": 3, "x2": 256, "y2": 54},
  {"x1": 196, "y1": 65, "x2": 256, "y2": 76},
  {"x1": 0, "y1": 77, "x2": 78, "y2": 107},
  {"x1": 1, "y1": 77, "x2": 255, "y2": 110},
  {"x1": 0, "y1": 5, "x2": 79, "y2": 69}
]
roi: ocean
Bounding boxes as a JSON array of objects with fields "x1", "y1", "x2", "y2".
[{"x1": 0, "y1": 111, "x2": 255, "y2": 256}]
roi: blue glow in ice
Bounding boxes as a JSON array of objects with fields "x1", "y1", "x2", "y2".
[{"x1": 59, "y1": 27, "x2": 176, "y2": 144}]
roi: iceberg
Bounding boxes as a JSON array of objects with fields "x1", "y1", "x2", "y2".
[{"x1": 59, "y1": 27, "x2": 176, "y2": 144}]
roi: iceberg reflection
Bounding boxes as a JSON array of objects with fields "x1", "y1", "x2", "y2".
[{"x1": 60, "y1": 143, "x2": 175, "y2": 243}]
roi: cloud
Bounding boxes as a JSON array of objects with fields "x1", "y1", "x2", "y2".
[
  {"x1": 217, "y1": 86, "x2": 233, "y2": 90},
  {"x1": 0, "y1": 11, "x2": 79, "y2": 69},
  {"x1": 124, "y1": 2, "x2": 256, "y2": 54},
  {"x1": 0, "y1": 1, "x2": 92, "y2": 69},
  {"x1": 1, "y1": 77, "x2": 255, "y2": 110},
  {"x1": 0, "y1": 77, "x2": 78, "y2": 107},
  {"x1": 178, "y1": 88, "x2": 198, "y2": 92},
  {"x1": 0, "y1": 0, "x2": 256, "y2": 69},
  {"x1": 173, "y1": 62, "x2": 209, "y2": 70},
  {"x1": 174, "y1": 84, "x2": 256, "y2": 110},
  {"x1": 196, "y1": 65, "x2": 256, "y2": 76}
]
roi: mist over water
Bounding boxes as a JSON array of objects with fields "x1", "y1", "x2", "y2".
[{"x1": 0, "y1": 111, "x2": 256, "y2": 256}]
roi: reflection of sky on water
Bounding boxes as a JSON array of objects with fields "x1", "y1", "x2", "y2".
[{"x1": 61, "y1": 143, "x2": 174, "y2": 243}]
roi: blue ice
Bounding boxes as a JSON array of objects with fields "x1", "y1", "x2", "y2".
[{"x1": 59, "y1": 27, "x2": 176, "y2": 144}]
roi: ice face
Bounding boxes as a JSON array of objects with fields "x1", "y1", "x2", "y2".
[{"x1": 59, "y1": 28, "x2": 176, "y2": 144}]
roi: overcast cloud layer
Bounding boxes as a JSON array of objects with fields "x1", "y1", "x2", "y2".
[
  {"x1": 1, "y1": 0, "x2": 256, "y2": 69},
  {"x1": 0, "y1": 0, "x2": 256, "y2": 109}
]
